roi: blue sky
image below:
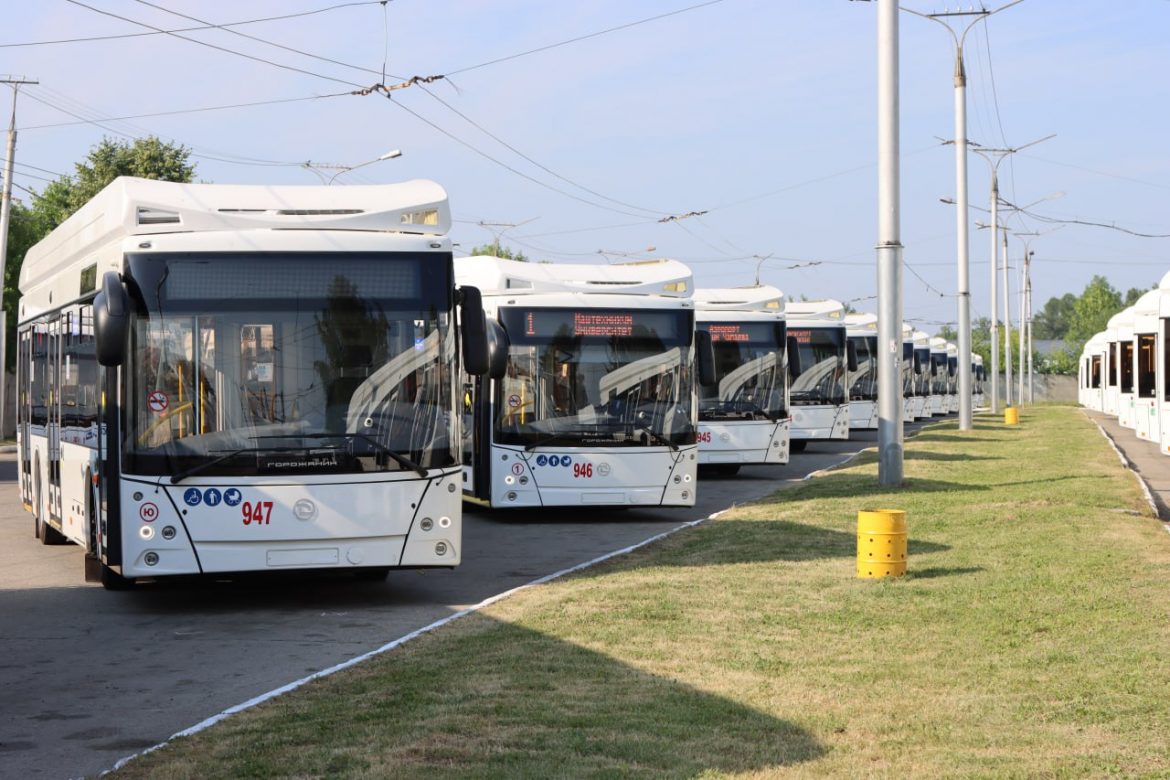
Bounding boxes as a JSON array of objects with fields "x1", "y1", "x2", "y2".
[{"x1": 3, "y1": 1, "x2": 1168, "y2": 331}]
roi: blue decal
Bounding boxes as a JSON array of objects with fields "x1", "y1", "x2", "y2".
[
  {"x1": 414, "y1": 337, "x2": 426, "y2": 351},
  {"x1": 183, "y1": 488, "x2": 202, "y2": 506},
  {"x1": 561, "y1": 456, "x2": 572, "y2": 467},
  {"x1": 223, "y1": 488, "x2": 242, "y2": 507},
  {"x1": 203, "y1": 488, "x2": 222, "y2": 507},
  {"x1": 536, "y1": 455, "x2": 548, "y2": 467},
  {"x1": 547, "y1": 455, "x2": 560, "y2": 467}
]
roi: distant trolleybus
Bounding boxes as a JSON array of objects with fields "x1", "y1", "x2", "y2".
[
  {"x1": 455, "y1": 256, "x2": 709, "y2": 508},
  {"x1": 693, "y1": 285, "x2": 790, "y2": 474},
  {"x1": 786, "y1": 300, "x2": 852, "y2": 451},
  {"x1": 17, "y1": 177, "x2": 490, "y2": 588},
  {"x1": 844, "y1": 313, "x2": 878, "y2": 430}
]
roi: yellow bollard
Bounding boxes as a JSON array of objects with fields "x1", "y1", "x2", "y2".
[
  {"x1": 857, "y1": 509, "x2": 907, "y2": 578},
  {"x1": 1004, "y1": 406, "x2": 1019, "y2": 425}
]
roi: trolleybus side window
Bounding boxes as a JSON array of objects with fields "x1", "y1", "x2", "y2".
[
  {"x1": 1090, "y1": 355, "x2": 1102, "y2": 390},
  {"x1": 1137, "y1": 333, "x2": 1156, "y2": 399},
  {"x1": 1120, "y1": 341, "x2": 1134, "y2": 394},
  {"x1": 788, "y1": 328, "x2": 846, "y2": 405}
]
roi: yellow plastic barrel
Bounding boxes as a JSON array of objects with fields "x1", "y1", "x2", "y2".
[
  {"x1": 857, "y1": 509, "x2": 907, "y2": 578},
  {"x1": 1005, "y1": 407, "x2": 1019, "y2": 425}
]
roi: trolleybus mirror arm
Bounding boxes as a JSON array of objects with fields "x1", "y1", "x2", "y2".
[{"x1": 695, "y1": 330, "x2": 717, "y2": 387}]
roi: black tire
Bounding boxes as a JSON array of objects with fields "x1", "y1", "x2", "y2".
[
  {"x1": 34, "y1": 471, "x2": 67, "y2": 546},
  {"x1": 354, "y1": 566, "x2": 391, "y2": 582},
  {"x1": 715, "y1": 464, "x2": 741, "y2": 477},
  {"x1": 789, "y1": 440, "x2": 808, "y2": 453}
]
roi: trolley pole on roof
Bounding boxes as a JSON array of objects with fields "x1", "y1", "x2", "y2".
[
  {"x1": 0, "y1": 77, "x2": 38, "y2": 439},
  {"x1": 876, "y1": 0, "x2": 903, "y2": 486}
]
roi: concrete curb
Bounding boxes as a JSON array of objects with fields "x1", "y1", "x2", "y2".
[
  {"x1": 0, "y1": 445, "x2": 15, "y2": 454},
  {"x1": 1083, "y1": 410, "x2": 1162, "y2": 521}
]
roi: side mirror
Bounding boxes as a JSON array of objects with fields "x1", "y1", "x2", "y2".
[
  {"x1": 912, "y1": 352, "x2": 922, "y2": 373},
  {"x1": 695, "y1": 330, "x2": 716, "y2": 387},
  {"x1": 786, "y1": 335, "x2": 802, "y2": 378},
  {"x1": 846, "y1": 340, "x2": 859, "y2": 372},
  {"x1": 94, "y1": 271, "x2": 129, "y2": 367},
  {"x1": 458, "y1": 285, "x2": 489, "y2": 376},
  {"x1": 486, "y1": 319, "x2": 509, "y2": 381}
]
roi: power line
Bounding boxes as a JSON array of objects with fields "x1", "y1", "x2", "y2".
[
  {"x1": 418, "y1": 85, "x2": 670, "y2": 218},
  {"x1": 64, "y1": 0, "x2": 367, "y2": 88},
  {"x1": 1, "y1": 2, "x2": 383, "y2": 48},
  {"x1": 130, "y1": 0, "x2": 404, "y2": 82},
  {"x1": 385, "y1": 95, "x2": 667, "y2": 219},
  {"x1": 445, "y1": 0, "x2": 728, "y2": 76},
  {"x1": 19, "y1": 92, "x2": 350, "y2": 131}
]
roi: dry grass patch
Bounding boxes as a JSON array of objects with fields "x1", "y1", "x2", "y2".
[{"x1": 112, "y1": 406, "x2": 1170, "y2": 778}]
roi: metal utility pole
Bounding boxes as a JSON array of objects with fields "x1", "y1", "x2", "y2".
[
  {"x1": 1011, "y1": 227, "x2": 1060, "y2": 404},
  {"x1": 1018, "y1": 247, "x2": 1028, "y2": 405},
  {"x1": 0, "y1": 76, "x2": 37, "y2": 439},
  {"x1": 477, "y1": 218, "x2": 537, "y2": 258},
  {"x1": 969, "y1": 132, "x2": 1053, "y2": 413},
  {"x1": 1002, "y1": 227, "x2": 1012, "y2": 406},
  {"x1": 876, "y1": 0, "x2": 903, "y2": 486}
]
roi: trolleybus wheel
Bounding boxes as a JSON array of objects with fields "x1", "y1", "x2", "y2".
[{"x1": 34, "y1": 470, "x2": 67, "y2": 546}]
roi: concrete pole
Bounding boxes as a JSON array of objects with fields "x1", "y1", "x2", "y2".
[
  {"x1": 0, "y1": 80, "x2": 36, "y2": 438},
  {"x1": 1026, "y1": 252, "x2": 1034, "y2": 403},
  {"x1": 876, "y1": 0, "x2": 903, "y2": 486},
  {"x1": 1018, "y1": 247, "x2": 1027, "y2": 405},
  {"x1": 988, "y1": 172, "x2": 1000, "y2": 414},
  {"x1": 1002, "y1": 228, "x2": 1013, "y2": 406},
  {"x1": 952, "y1": 47, "x2": 973, "y2": 431}
]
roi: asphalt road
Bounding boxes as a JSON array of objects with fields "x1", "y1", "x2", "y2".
[{"x1": 0, "y1": 424, "x2": 927, "y2": 779}]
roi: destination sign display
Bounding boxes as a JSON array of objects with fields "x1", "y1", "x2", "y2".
[
  {"x1": 701, "y1": 322, "x2": 784, "y2": 345},
  {"x1": 500, "y1": 307, "x2": 688, "y2": 343}
]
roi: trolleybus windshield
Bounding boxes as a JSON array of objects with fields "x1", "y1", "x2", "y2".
[
  {"x1": 698, "y1": 321, "x2": 786, "y2": 420},
  {"x1": 848, "y1": 334, "x2": 878, "y2": 401},
  {"x1": 123, "y1": 252, "x2": 455, "y2": 477},
  {"x1": 493, "y1": 307, "x2": 696, "y2": 447},
  {"x1": 788, "y1": 327, "x2": 846, "y2": 405}
]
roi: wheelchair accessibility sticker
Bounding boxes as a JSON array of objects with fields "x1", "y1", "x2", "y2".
[{"x1": 535, "y1": 455, "x2": 572, "y2": 467}]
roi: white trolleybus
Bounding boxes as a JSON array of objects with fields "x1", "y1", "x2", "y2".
[
  {"x1": 946, "y1": 342, "x2": 960, "y2": 413},
  {"x1": 1079, "y1": 332, "x2": 1108, "y2": 412},
  {"x1": 454, "y1": 256, "x2": 711, "y2": 508},
  {"x1": 786, "y1": 300, "x2": 852, "y2": 451},
  {"x1": 1110, "y1": 305, "x2": 1137, "y2": 429},
  {"x1": 928, "y1": 337, "x2": 950, "y2": 416},
  {"x1": 17, "y1": 177, "x2": 492, "y2": 588},
  {"x1": 1131, "y1": 287, "x2": 1163, "y2": 444},
  {"x1": 844, "y1": 313, "x2": 878, "y2": 430},
  {"x1": 911, "y1": 330, "x2": 933, "y2": 420},
  {"x1": 973, "y1": 353, "x2": 985, "y2": 409},
  {"x1": 693, "y1": 285, "x2": 790, "y2": 474}
]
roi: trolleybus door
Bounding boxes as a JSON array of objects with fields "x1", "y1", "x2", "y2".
[{"x1": 48, "y1": 315, "x2": 63, "y2": 523}]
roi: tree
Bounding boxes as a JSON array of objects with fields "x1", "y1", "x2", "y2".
[
  {"x1": 467, "y1": 243, "x2": 529, "y2": 262},
  {"x1": 2, "y1": 136, "x2": 196, "y2": 369},
  {"x1": 1031, "y1": 292, "x2": 1077, "y2": 340},
  {"x1": 1066, "y1": 275, "x2": 1122, "y2": 346}
]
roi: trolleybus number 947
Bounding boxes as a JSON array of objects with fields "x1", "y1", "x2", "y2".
[{"x1": 242, "y1": 501, "x2": 274, "y2": 526}]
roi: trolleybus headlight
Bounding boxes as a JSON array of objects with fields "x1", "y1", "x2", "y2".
[
  {"x1": 681, "y1": 490, "x2": 690, "y2": 500},
  {"x1": 504, "y1": 475, "x2": 515, "y2": 485},
  {"x1": 519, "y1": 476, "x2": 528, "y2": 485},
  {"x1": 506, "y1": 491, "x2": 517, "y2": 501},
  {"x1": 139, "y1": 525, "x2": 154, "y2": 540},
  {"x1": 435, "y1": 542, "x2": 448, "y2": 556},
  {"x1": 448, "y1": 483, "x2": 457, "y2": 493},
  {"x1": 673, "y1": 475, "x2": 682, "y2": 484},
  {"x1": 144, "y1": 552, "x2": 159, "y2": 566},
  {"x1": 439, "y1": 516, "x2": 451, "y2": 528},
  {"x1": 683, "y1": 474, "x2": 692, "y2": 483},
  {"x1": 420, "y1": 517, "x2": 434, "y2": 531},
  {"x1": 161, "y1": 525, "x2": 177, "y2": 540}
]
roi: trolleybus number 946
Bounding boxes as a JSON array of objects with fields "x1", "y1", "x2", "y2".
[
  {"x1": 242, "y1": 501, "x2": 274, "y2": 526},
  {"x1": 573, "y1": 463, "x2": 594, "y2": 479}
]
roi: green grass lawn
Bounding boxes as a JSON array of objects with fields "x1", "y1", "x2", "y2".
[{"x1": 111, "y1": 406, "x2": 1170, "y2": 778}]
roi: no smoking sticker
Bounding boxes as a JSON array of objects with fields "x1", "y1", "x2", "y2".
[
  {"x1": 147, "y1": 390, "x2": 169, "y2": 414},
  {"x1": 507, "y1": 394, "x2": 521, "y2": 408}
]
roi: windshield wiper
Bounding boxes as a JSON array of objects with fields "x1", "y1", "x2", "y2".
[
  {"x1": 256, "y1": 433, "x2": 428, "y2": 478},
  {"x1": 632, "y1": 426, "x2": 679, "y2": 451},
  {"x1": 169, "y1": 447, "x2": 262, "y2": 484}
]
